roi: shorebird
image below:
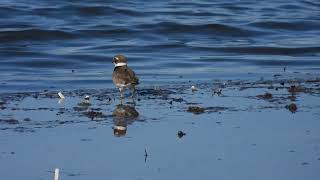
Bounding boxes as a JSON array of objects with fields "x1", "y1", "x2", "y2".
[{"x1": 112, "y1": 54, "x2": 139, "y2": 99}]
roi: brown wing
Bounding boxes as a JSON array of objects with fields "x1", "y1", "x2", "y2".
[
  {"x1": 125, "y1": 67, "x2": 139, "y2": 85},
  {"x1": 112, "y1": 66, "x2": 139, "y2": 86}
]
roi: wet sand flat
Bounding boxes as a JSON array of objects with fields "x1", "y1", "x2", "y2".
[{"x1": 0, "y1": 74, "x2": 320, "y2": 180}]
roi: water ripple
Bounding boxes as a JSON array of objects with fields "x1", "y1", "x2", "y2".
[{"x1": 0, "y1": 0, "x2": 319, "y2": 92}]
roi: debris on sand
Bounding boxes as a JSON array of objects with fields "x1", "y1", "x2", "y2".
[
  {"x1": 171, "y1": 97, "x2": 184, "y2": 103},
  {"x1": 191, "y1": 85, "x2": 198, "y2": 92},
  {"x1": 177, "y1": 131, "x2": 186, "y2": 138},
  {"x1": 256, "y1": 92, "x2": 273, "y2": 100},
  {"x1": 0, "y1": 118, "x2": 19, "y2": 124},
  {"x1": 23, "y1": 118, "x2": 31, "y2": 122},
  {"x1": 286, "y1": 103, "x2": 298, "y2": 113},
  {"x1": 187, "y1": 106, "x2": 205, "y2": 114},
  {"x1": 78, "y1": 95, "x2": 91, "y2": 106},
  {"x1": 288, "y1": 85, "x2": 305, "y2": 93},
  {"x1": 213, "y1": 88, "x2": 222, "y2": 96}
]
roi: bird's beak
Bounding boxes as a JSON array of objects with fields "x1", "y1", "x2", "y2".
[{"x1": 112, "y1": 57, "x2": 119, "y2": 64}]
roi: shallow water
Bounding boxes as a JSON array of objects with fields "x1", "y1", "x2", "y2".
[{"x1": 0, "y1": 0, "x2": 320, "y2": 92}]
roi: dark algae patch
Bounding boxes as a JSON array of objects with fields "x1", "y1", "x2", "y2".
[
  {"x1": 0, "y1": 76, "x2": 319, "y2": 133},
  {"x1": 256, "y1": 92, "x2": 273, "y2": 100},
  {"x1": 187, "y1": 106, "x2": 205, "y2": 114},
  {"x1": 288, "y1": 85, "x2": 305, "y2": 93}
]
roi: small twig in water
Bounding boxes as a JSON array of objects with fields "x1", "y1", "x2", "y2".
[
  {"x1": 54, "y1": 168, "x2": 59, "y2": 180},
  {"x1": 144, "y1": 148, "x2": 148, "y2": 162}
]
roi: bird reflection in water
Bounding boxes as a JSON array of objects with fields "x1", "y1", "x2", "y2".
[{"x1": 112, "y1": 104, "x2": 139, "y2": 137}]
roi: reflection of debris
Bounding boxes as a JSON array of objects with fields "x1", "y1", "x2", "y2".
[
  {"x1": 58, "y1": 92, "x2": 65, "y2": 99},
  {"x1": 206, "y1": 107, "x2": 229, "y2": 112},
  {"x1": 187, "y1": 106, "x2": 205, "y2": 114},
  {"x1": 58, "y1": 99, "x2": 64, "y2": 104},
  {"x1": 256, "y1": 92, "x2": 272, "y2": 99},
  {"x1": 286, "y1": 103, "x2": 297, "y2": 113},
  {"x1": 177, "y1": 131, "x2": 186, "y2": 138},
  {"x1": 84, "y1": 110, "x2": 104, "y2": 120},
  {"x1": 191, "y1": 85, "x2": 198, "y2": 92}
]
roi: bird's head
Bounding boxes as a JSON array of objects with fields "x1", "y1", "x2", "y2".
[{"x1": 112, "y1": 54, "x2": 128, "y2": 67}]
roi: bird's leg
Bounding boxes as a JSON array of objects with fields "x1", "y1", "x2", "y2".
[
  {"x1": 131, "y1": 86, "x2": 137, "y2": 99},
  {"x1": 119, "y1": 87, "x2": 124, "y2": 99},
  {"x1": 127, "y1": 86, "x2": 136, "y2": 105}
]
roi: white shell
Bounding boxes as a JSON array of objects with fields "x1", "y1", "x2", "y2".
[{"x1": 58, "y1": 92, "x2": 65, "y2": 99}]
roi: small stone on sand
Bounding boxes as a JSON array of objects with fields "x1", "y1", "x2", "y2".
[{"x1": 286, "y1": 103, "x2": 297, "y2": 113}]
